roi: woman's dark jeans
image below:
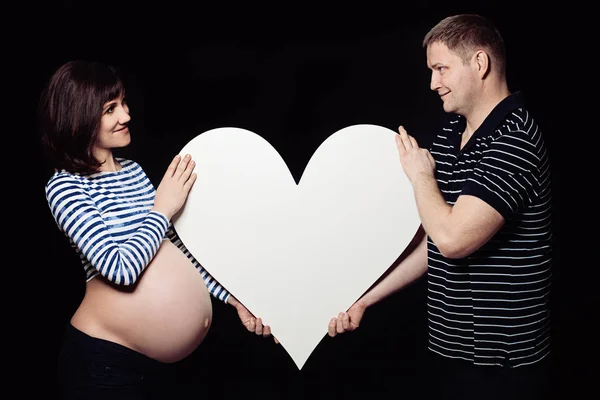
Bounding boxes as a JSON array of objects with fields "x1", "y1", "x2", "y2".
[{"x1": 57, "y1": 323, "x2": 177, "y2": 399}]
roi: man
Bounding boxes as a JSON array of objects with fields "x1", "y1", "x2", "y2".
[{"x1": 328, "y1": 14, "x2": 552, "y2": 400}]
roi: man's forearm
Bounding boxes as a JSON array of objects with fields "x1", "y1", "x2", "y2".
[
  {"x1": 358, "y1": 227, "x2": 428, "y2": 308},
  {"x1": 412, "y1": 174, "x2": 454, "y2": 251}
]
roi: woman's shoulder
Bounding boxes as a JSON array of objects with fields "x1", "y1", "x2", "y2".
[
  {"x1": 116, "y1": 157, "x2": 144, "y2": 172},
  {"x1": 45, "y1": 169, "x2": 82, "y2": 187},
  {"x1": 44, "y1": 170, "x2": 88, "y2": 200}
]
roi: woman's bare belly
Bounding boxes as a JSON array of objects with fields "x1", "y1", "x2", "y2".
[{"x1": 71, "y1": 240, "x2": 213, "y2": 363}]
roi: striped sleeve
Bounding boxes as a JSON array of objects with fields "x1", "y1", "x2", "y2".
[
  {"x1": 45, "y1": 175, "x2": 170, "y2": 286},
  {"x1": 166, "y1": 226, "x2": 231, "y2": 303},
  {"x1": 460, "y1": 128, "x2": 540, "y2": 217}
]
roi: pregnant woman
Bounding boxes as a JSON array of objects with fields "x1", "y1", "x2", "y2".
[{"x1": 39, "y1": 60, "x2": 273, "y2": 399}]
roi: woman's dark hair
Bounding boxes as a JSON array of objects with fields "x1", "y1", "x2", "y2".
[{"x1": 38, "y1": 60, "x2": 125, "y2": 175}]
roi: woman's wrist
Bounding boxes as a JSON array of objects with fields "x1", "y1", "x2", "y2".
[{"x1": 227, "y1": 295, "x2": 239, "y2": 307}]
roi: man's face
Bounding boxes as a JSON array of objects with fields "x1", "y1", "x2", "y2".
[{"x1": 426, "y1": 41, "x2": 478, "y2": 116}]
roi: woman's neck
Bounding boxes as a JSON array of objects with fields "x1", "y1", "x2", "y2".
[{"x1": 96, "y1": 152, "x2": 121, "y2": 172}]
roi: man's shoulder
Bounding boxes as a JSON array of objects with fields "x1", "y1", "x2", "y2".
[{"x1": 498, "y1": 106, "x2": 544, "y2": 141}]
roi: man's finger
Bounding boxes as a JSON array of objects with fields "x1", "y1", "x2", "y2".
[
  {"x1": 328, "y1": 317, "x2": 337, "y2": 337},
  {"x1": 342, "y1": 312, "x2": 351, "y2": 330},
  {"x1": 336, "y1": 312, "x2": 345, "y2": 334},
  {"x1": 399, "y1": 126, "x2": 413, "y2": 149},
  {"x1": 409, "y1": 135, "x2": 419, "y2": 148},
  {"x1": 395, "y1": 133, "x2": 405, "y2": 153}
]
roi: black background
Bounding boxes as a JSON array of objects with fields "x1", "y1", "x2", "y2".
[{"x1": 14, "y1": 1, "x2": 594, "y2": 398}]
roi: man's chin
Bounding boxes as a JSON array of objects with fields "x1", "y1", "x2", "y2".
[{"x1": 441, "y1": 100, "x2": 458, "y2": 113}]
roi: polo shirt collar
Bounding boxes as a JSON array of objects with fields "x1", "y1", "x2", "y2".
[
  {"x1": 474, "y1": 91, "x2": 525, "y2": 139},
  {"x1": 450, "y1": 91, "x2": 525, "y2": 154}
]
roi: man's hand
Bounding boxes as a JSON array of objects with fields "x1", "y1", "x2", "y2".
[
  {"x1": 328, "y1": 301, "x2": 367, "y2": 337},
  {"x1": 395, "y1": 126, "x2": 436, "y2": 184}
]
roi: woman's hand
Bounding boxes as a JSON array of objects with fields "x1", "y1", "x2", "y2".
[
  {"x1": 152, "y1": 154, "x2": 197, "y2": 219},
  {"x1": 228, "y1": 296, "x2": 279, "y2": 344}
]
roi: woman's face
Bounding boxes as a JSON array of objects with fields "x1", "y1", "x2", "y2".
[{"x1": 93, "y1": 94, "x2": 131, "y2": 160}]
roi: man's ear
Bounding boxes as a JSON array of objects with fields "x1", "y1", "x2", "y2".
[{"x1": 473, "y1": 50, "x2": 491, "y2": 79}]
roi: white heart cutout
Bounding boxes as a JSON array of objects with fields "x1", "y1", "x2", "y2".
[{"x1": 172, "y1": 124, "x2": 420, "y2": 369}]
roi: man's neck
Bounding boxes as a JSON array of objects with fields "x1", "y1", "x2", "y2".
[{"x1": 462, "y1": 84, "x2": 511, "y2": 145}]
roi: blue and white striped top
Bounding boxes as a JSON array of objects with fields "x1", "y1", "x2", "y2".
[{"x1": 45, "y1": 158, "x2": 230, "y2": 303}]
